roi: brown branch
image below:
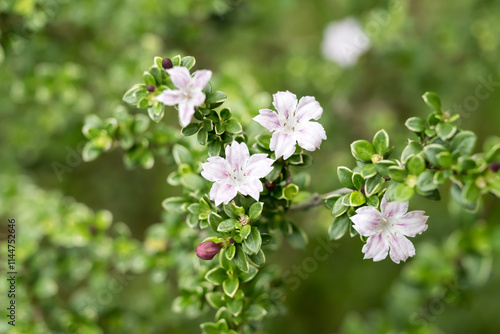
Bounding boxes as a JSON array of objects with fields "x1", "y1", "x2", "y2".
[{"x1": 288, "y1": 188, "x2": 351, "y2": 212}]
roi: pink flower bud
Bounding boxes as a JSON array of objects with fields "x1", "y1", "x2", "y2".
[
  {"x1": 147, "y1": 85, "x2": 155, "y2": 92},
  {"x1": 490, "y1": 162, "x2": 500, "y2": 173},
  {"x1": 196, "y1": 241, "x2": 222, "y2": 260}
]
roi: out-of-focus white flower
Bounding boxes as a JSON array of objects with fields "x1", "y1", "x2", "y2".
[
  {"x1": 350, "y1": 195, "x2": 429, "y2": 264},
  {"x1": 321, "y1": 17, "x2": 370, "y2": 68},
  {"x1": 253, "y1": 91, "x2": 327, "y2": 160}
]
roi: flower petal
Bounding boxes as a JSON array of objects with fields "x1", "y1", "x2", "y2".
[
  {"x1": 272, "y1": 91, "x2": 297, "y2": 118},
  {"x1": 253, "y1": 109, "x2": 280, "y2": 132},
  {"x1": 350, "y1": 206, "x2": 382, "y2": 237},
  {"x1": 395, "y1": 210, "x2": 429, "y2": 237},
  {"x1": 362, "y1": 234, "x2": 389, "y2": 262},
  {"x1": 296, "y1": 121, "x2": 327, "y2": 151},
  {"x1": 238, "y1": 179, "x2": 263, "y2": 201},
  {"x1": 245, "y1": 154, "x2": 274, "y2": 178},
  {"x1": 295, "y1": 96, "x2": 323, "y2": 121},
  {"x1": 209, "y1": 182, "x2": 238, "y2": 206},
  {"x1": 178, "y1": 102, "x2": 195, "y2": 127},
  {"x1": 192, "y1": 70, "x2": 212, "y2": 89},
  {"x1": 225, "y1": 141, "x2": 250, "y2": 170},
  {"x1": 387, "y1": 233, "x2": 415, "y2": 264},
  {"x1": 201, "y1": 157, "x2": 229, "y2": 182},
  {"x1": 190, "y1": 90, "x2": 206, "y2": 107},
  {"x1": 270, "y1": 132, "x2": 297, "y2": 160},
  {"x1": 380, "y1": 195, "x2": 408, "y2": 218},
  {"x1": 166, "y1": 66, "x2": 191, "y2": 89},
  {"x1": 156, "y1": 90, "x2": 181, "y2": 106}
]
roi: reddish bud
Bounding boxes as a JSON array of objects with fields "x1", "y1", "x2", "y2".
[
  {"x1": 147, "y1": 85, "x2": 155, "y2": 92},
  {"x1": 162, "y1": 57, "x2": 173, "y2": 70},
  {"x1": 196, "y1": 241, "x2": 222, "y2": 260},
  {"x1": 490, "y1": 162, "x2": 500, "y2": 173},
  {"x1": 265, "y1": 180, "x2": 276, "y2": 192}
]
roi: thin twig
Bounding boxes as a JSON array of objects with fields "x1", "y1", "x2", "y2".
[{"x1": 288, "y1": 188, "x2": 351, "y2": 212}]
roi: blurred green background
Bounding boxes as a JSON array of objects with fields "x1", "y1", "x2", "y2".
[{"x1": 1, "y1": 0, "x2": 500, "y2": 333}]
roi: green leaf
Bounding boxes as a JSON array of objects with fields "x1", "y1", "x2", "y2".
[
  {"x1": 181, "y1": 56, "x2": 196, "y2": 70},
  {"x1": 424, "y1": 144, "x2": 448, "y2": 166},
  {"x1": 225, "y1": 120, "x2": 242, "y2": 134},
  {"x1": 225, "y1": 244, "x2": 236, "y2": 260},
  {"x1": 374, "y1": 160, "x2": 398, "y2": 177},
  {"x1": 372, "y1": 130, "x2": 389, "y2": 155},
  {"x1": 227, "y1": 299, "x2": 243, "y2": 317},
  {"x1": 181, "y1": 123, "x2": 200, "y2": 136},
  {"x1": 143, "y1": 71, "x2": 156, "y2": 86},
  {"x1": 485, "y1": 144, "x2": 500, "y2": 162},
  {"x1": 328, "y1": 214, "x2": 350, "y2": 240},
  {"x1": 208, "y1": 140, "x2": 222, "y2": 157},
  {"x1": 218, "y1": 219, "x2": 238, "y2": 232},
  {"x1": 407, "y1": 155, "x2": 426, "y2": 175},
  {"x1": 282, "y1": 184, "x2": 299, "y2": 200},
  {"x1": 244, "y1": 227, "x2": 262, "y2": 254},
  {"x1": 162, "y1": 197, "x2": 187, "y2": 214},
  {"x1": 349, "y1": 191, "x2": 366, "y2": 207},
  {"x1": 205, "y1": 267, "x2": 227, "y2": 285},
  {"x1": 222, "y1": 276, "x2": 239, "y2": 298},
  {"x1": 245, "y1": 304, "x2": 267, "y2": 321},
  {"x1": 436, "y1": 151, "x2": 453, "y2": 168},
  {"x1": 405, "y1": 117, "x2": 426, "y2": 132},
  {"x1": 223, "y1": 202, "x2": 245, "y2": 218},
  {"x1": 240, "y1": 224, "x2": 251, "y2": 239},
  {"x1": 361, "y1": 163, "x2": 377, "y2": 178},
  {"x1": 256, "y1": 134, "x2": 271, "y2": 150},
  {"x1": 436, "y1": 122, "x2": 457, "y2": 140},
  {"x1": 123, "y1": 84, "x2": 147, "y2": 105},
  {"x1": 388, "y1": 166, "x2": 408, "y2": 183},
  {"x1": 422, "y1": 91, "x2": 441, "y2": 111},
  {"x1": 352, "y1": 173, "x2": 364, "y2": 191},
  {"x1": 206, "y1": 292, "x2": 225, "y2": 309},
  {"x1": 82, "y1": 142, "x2": 102, "y2": 162},
  {"x1": 233, "y1": 245, "x2": 249, "y2": 272},
  {"x1": 401, "y1": 142, "x2": 423, "y2": 162},
  {"x1": 239, "y1": 265, "x2": 258, "y2": 283},
  {"x1": 450, "y1": 131, "x2": 477, "y2": 157},
  {"x1": 220, "y1": 108, "x2": 231, "y2": 121},
  {"x1": 197, "y1": 127, "x2": 208, "y2": 145},
  {"x1": 331, "y1": 195, "x2": 348, "y2": 217},
  {"x1": 208, "y1": 212, "x2": 223, "y2": 232},
  {"x1": 249, "y1": 249, "x2": 266, "y2": 266},
  {"x1": 351, "y1": 140, "x2": 375, "y2": 162},
  {"x1": 462, "y1": 180, "x2": 480, "y2": 205},
  {"x1": 284, "y1": 222, "x2": 308, "y2": 249},
  {"x1": 206, "y1": 91, "x2": 228, "y2": 105},
  {"x1": 416, "y1": 170, "x2": 438, "y2": 192},
  {"x1": 365, "y1": 176, "x2": 384, "y2": 197},
  {"x1": 248, "y1": 202, "x2": 263, "y2": 220},
  {"x1": 386, "y1": 183, "x2": 414, "y2": 202},
  {"x1": 147, "y1": 102, "x2": 165, "y2": 122},
  {"x1": 180, "y1": 173, "x2": 206, "y2": 192},
  {"x1": 337, "y1": 167, "x2": 355, "y2": 189}
]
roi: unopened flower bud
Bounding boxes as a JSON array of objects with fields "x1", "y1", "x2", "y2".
[
  {"x1": 490, "y1": 162, "x2": 500, "y2": 173},
  {"x1": 196, "y1": 241, "x2": 222, "y2": 260},
  {"x1": 162, "y1": 57, "x2": 173, "y2": 70},
  {"x1": 265, "y1": 180, "x2": 276, "y2": 191},
  {"x1": 371, "y1": 154, "x2": 383, "y2": 163},
  {"x1": 147, "y1": 85, "x2": 155, "y2": 92}
]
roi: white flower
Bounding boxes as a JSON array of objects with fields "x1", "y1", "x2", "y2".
[
  {"x1": 155, "y1": 66, "x2": 212, "y2": 127},
  {"x1": 350, "y1": 195, "x2": 429, "y2": 264},
  {"x1": 321, "y1": 17, "x2": 370, "y2": 68},
  {"x1": 253, "y1": 91, "x2": 327, "y2": 160},
  {"x1": 201, "y1": 142, "x2": 274, "y2": 206}
]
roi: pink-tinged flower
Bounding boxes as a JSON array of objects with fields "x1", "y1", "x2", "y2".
[
  {"x1": 253, "y1": 91, "x2": 327, "y2": 160},
  {"x1": 156, "y1": 66, "x2": 212, "y2": 127},
  {"x1": 201, "y1": 142, "x2": 274, "y2": 206},
  {"x1": 350, "y1": 195, "x2": 429, "y2": 264},
  {"x1": 196, "y1": 241, "x2": 222, "y2": 260}
]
